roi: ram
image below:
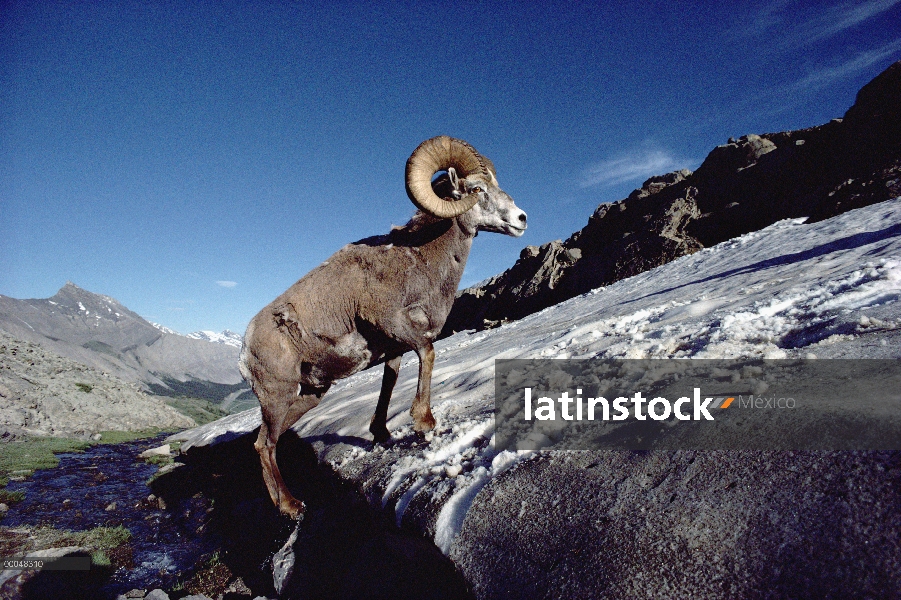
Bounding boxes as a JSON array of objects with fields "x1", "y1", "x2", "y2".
[{"x1": 239, "y1": 136, "x2": 527, "y2": 518}]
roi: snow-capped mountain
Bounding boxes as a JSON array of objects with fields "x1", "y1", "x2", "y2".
[
  {"x1": 150, "y1": 322, "x2": 181, "y2": 336},
  {"x1": 185, "y1": 330, "x2": 244, "y2": 348},
  {"x1": 149, "y1": 323, "x2": 244, "y2": 348},
  {"x1": 0, "y1": 283, "x2": 245, "y2": 397}
]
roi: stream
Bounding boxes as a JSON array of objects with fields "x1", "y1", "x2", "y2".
[
  {"x1": 1, "y1": 434, "x2": 219, "y2": 596},
  {"x1": 1, "y1": 433, "x2": 473, "y2": 599}
]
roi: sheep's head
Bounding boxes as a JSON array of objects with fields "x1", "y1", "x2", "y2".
[{"x1": 406, "y1": 136, "x2": 527, "y2": 237}]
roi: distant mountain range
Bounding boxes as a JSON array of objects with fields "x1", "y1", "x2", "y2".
[
  {"x1": 0, "y1": 283, "x2": 250, "y2": 403},
  {"x1": 184, "y1": 329, "x2": 244, "y2": 348},
  {"x1": 148, "y1": 322, "x2": 244, "y2": 348}
]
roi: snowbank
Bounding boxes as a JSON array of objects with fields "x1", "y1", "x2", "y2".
[{"x1": 174, "y1": 197, "x2": 901, "y2": 597}]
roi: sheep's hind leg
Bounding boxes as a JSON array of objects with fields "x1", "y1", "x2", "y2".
[
  {"x1": 410, "y1": 342, "x2": 437, "y2": 433},
  {"x1": 255, "y1": 384, "x2": 327, "y2": 519},
  {"x1": 370, "y1": 356, "x2": 401, "y2": 443}
]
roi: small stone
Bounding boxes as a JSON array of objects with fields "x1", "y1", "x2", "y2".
[
  {"x1": 92, "y1": 433, "x2": 102, "y2": 441},
  {"x1": 157, "y1": 496, "x2": 167, "y2": 510},
  {"x1": 124, "y1": 590, "x2": 147, "y2": 598},
  {"x1": 144, "y1": 590, "x2": 170, "y2": 600},
  {"x1": 0, "y1": 503, "x2": 9, "y2": 513},
  {"x1": 105, "y1": 502, "x2": 117, "y2": 511},
  {"x1": 154, "y1": 462, "x2": 184, "y2": 477},
  {"x1": 225, "y1": 576, "x2": 252, "y2": 595},
  {"x1": 139, "y1": 444, "x2": 171, "y2": 459},
  {"x1": 147, "y1": 494, "x2": 156, "y2": 502}
]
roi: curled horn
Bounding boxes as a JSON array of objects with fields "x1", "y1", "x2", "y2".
[{"x1": 405, "y1": 136, "x2": 491, "y2": 218}]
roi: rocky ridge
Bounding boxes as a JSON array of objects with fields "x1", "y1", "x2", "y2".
[
  {"x1": 443, "y1": 59, "x2": 901, "y2": 334},
  {"x1": 0, "y1": 330, "x2": 195, "y2": 438}
]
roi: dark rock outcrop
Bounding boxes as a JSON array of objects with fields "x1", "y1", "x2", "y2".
[{"x1": 443, "y1": 60, "x2": 901, "y2": 335}]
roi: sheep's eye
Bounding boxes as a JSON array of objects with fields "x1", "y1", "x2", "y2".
[{"x1": 472, "y1": 187, "x2": 483, "y2": 193}]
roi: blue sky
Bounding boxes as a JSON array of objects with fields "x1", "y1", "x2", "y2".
[{"x1": 2, "y1": 0, "x2": 900, "y2": 334}]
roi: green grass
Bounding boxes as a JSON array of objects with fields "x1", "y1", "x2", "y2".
[
  {"x1": 165, "y1": 396, "x2": 229, "y2": 425},
  {"x1": 0, "y1": 437, "x2": 91, "y2": 477},
  {"x1": 28, "y1": 524, "x2": 131, "y2": 555},
  {"x1": 9, "y1": 524, "x2": 132, "y2": 568},
  {"x1": 0, "y1": 429, "x2": 167, "y2": 482},
  {"x1": 94, "y1": 428, "x2": 163, "y2": 444},
  {"x1": 71, "y1": 525, "x2": 131, "y2": 549},
  {"x1": 142, "y1": 454, "x2": 173, "y2": 466},
  {"x1": 147, "y1": 375, "x2": 249, "y2": 403},
  {"x1": 0, "y1": 489, "x2": 26, "y2": 503},
  {"x1": 75, "y1": 382, "x2": 93, "y2": 393}
]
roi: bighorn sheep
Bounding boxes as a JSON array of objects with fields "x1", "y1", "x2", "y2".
[{"x1": 239, "y1": 136, "x2": 527, "y2": 518}]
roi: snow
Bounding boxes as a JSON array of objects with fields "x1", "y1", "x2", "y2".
[
  {"x1": 149, "y1": 324, "x2": 243, "y2": 347},
  {"x1": 175, "y1": 197, "x2": 901, "y2": 558},
  {"x1": 150, "y1": 322, "x2": 181, "y2": 336},
  {"x1": 293, "y1": 197, "x2": 901, "y2": 555},
  {"x1": 185, "y1": 330, "x2": 243, "y2": 348}
]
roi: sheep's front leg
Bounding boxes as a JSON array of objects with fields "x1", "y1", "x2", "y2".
[
  {"x1": 255, "y1": 384, "x2": 327, "y2": 519},
  {"x1": 370, "y1": 355, "x2": 401, "y2": 443},
  {"x1": 410, "y1": 342, "x2": 436, "y2": 432}
]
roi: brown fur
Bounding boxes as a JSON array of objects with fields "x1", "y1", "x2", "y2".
[{"x1": 240, "y1": 170, "x2": 526, "y2": 519}]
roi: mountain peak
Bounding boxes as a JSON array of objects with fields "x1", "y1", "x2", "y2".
[
  {"x1": 185, "y1": 329, "x2": 244, "y2": 348},
  {"x1": 53, "y1": 282, "x2": 122, "y2": 308}
]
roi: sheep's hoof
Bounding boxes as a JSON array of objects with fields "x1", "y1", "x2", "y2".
[
  {"x1": 370, "y1": 425, "x2": 391, "y2": 444},
  {"x1": 280, "y1": 498, "x2": 306, "y2": 521},
  {"x1": 412, "y1": 413, "x2": 436, "y2": 433}
]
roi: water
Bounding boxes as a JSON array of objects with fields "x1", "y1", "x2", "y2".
[
  {"x1": 2, "y1": 435, "x2": 219, "y2": 596},
  {"x1": 1, "y1": 433, "x2": 474, "y2": 599}
]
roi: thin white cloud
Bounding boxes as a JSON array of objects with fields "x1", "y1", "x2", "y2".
[
  {"x1": 216, "y1": 280, "x2": 238, "y2": 288},
  {"x1": 737, "y1": 0, "x2": 793, "y2": 39},
  {"x1": 581, "y1": 148, "x2": 685, "y2": 188},
  {"x1": 802, "y1": 0, "x2": 901, "y2": 44},
  {"x1": 739, "y1": 0, "x2": 900, "y2": 49},
  {"x1": 789, "y1": 37, "x2": 901, "y2": 94}
]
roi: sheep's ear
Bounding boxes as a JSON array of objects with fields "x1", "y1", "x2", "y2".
[{"x1": 447, "y1": 167, "x2": 462, "y2": 198}]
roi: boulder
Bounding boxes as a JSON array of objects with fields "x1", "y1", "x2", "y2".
[{"x1": 138, "y1": 444, "x2": 171, "y2": 459}]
